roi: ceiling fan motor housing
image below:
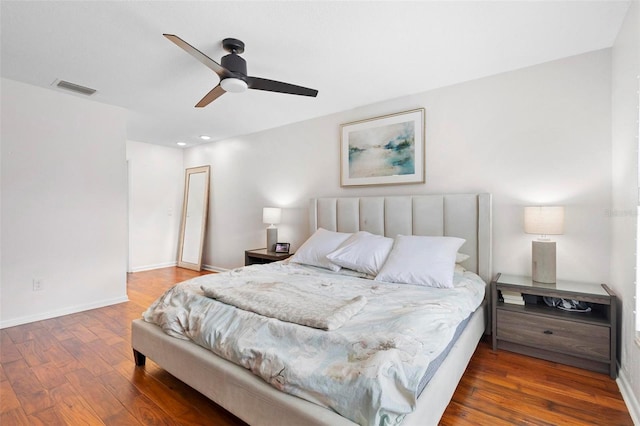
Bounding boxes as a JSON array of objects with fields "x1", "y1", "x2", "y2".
[{"x1": 221, "y1": 54, "x2": 247, "y2": 78}]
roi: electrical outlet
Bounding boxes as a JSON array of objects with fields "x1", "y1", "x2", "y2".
[{"x1": 32, "y1": 279, "x2": 43, "y2": 291}]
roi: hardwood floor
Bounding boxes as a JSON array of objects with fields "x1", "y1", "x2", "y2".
[{"x1": 1, "y1": 267, "x2": 633, "y2": 425}]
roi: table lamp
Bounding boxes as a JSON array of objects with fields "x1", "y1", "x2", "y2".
[
  {"x1": 263, "y1": 207, "x2": 282, "y2": 252},
  {"x1": 524, "y1": 206, "x2": 564, "y2": 283}
]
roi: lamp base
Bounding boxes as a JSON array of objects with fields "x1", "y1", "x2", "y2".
[
  {"x1": 266, "y1": 227, "x2": 278, "y2": 252},
  {"x1": 532, "y1": 240, "x2": 556, "y2": 283}
]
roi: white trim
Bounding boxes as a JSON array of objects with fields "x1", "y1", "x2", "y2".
[
  {"x1": 128, "y1": 262, "x2": 227, "y2": 274},
  {"x1": 128, "y1": 261, "x2": 177, "y2": 273},
  {"x1": 0, "y1": 296, "x2": 129, "y2": 329},
  {"x1": 617, "y1": 368, "x2": 640, "y2": 425},
  {"x1": 203, "y1": 264, "x2": 228, "y2": 273}
]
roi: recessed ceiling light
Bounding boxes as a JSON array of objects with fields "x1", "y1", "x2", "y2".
[
  {"x1": 199, "y1": 135, "x2": 211, "y2": 140},
  {"x1": 177, "y1": 142, "x2": 187, "y2": 146}
]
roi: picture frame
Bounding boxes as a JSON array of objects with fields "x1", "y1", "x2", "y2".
[
  {"x1": 340, "y1": 108, "x2": 425, "y2": 187},
  {"x1": 274, "y1": 242, "x2": 290, "y2": 254}
]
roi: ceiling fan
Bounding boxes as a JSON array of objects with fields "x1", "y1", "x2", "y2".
[{"x1": 164, "y1": 34, "x2": 319, "y2": 108}]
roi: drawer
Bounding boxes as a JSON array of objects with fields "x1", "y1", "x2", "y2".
[{"x1": 496, "y1": 310, "x2": 609, "y2": 360}]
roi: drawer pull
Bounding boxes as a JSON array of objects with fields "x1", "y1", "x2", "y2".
[{"x1": 543, "y1": 330, "x2": 553, "y2": 335}]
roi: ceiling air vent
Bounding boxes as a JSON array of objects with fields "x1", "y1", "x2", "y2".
[{"x1": 55, "y1": 80, "x2": 97, "y2": 96}]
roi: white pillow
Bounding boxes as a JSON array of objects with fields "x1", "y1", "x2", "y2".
[
  {"x1": 289, "y1": 228, "x2": 352, "y2": 271},
  {"x1": 456, "y1": 252, "x2": 470, "y2": 263},
  {"x1": 326, "y1": 231, "x2": 394, "y2": 276},
  {"x1": 375, "y1": 235, "x2": 466, "y2": 288}
]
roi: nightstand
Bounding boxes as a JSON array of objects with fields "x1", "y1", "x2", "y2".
[
  {"x1": 244, "y1": 248, "x2": 293, "y2": 266},
  {"x1": 491, "y1": 273, "x2": 617, "y2": 378}
]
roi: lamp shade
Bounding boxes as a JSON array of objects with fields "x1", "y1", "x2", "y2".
[
  {"x1": 263, "y1": 207, "x2": 282, "y2": 225},
  {"x1": 524, "y1": 206, "x2": 565, "y2": 236}
]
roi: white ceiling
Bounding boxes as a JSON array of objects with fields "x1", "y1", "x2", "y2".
[{"x1": 1, "y1": 1, "x2": 630, "y2": 148}]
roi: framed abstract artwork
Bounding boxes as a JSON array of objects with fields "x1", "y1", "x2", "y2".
[{"x1": 340, "y1": 108, "x2": 425, "y2": 187}]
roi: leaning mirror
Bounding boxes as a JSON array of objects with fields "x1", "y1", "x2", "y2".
[{"x1": 178, "y1": 165, "x2": 210, "y2": 271}]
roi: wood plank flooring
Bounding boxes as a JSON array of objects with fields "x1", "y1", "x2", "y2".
[{"x1": 1, "y1": 267, "x2": 633, "y2": 425}]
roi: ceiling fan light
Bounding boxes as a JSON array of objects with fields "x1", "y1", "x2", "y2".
[{"x1": 220, "y1": 77, "x2": 248, "y2": 93}]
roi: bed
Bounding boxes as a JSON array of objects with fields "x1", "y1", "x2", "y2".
[{"x1": 131, "y1": 193, "x2": 492, "y2": 426}]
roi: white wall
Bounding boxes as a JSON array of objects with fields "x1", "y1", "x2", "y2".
[
  {"x1": 126, "y1": 140, "x2": 183, "y2": 272},
  {"x1": 185, "y1": 49, "x2": 613, "y2": 285},
  {"x1": 611, "y1": 0, "x2": 640, "y2": 421},
  {"x1": 1, "y1": 78, "x2": 128, "y2": 328}
]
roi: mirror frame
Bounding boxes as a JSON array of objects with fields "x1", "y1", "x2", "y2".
[{"x1": 177, "y1": 165, "x2": 210, "y2": 271}]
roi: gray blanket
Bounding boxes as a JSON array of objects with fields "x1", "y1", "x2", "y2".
[{"x1": 201, "y1": 280, "x2": 367, "y2": 330}]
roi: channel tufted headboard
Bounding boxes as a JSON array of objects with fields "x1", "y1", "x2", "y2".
[{"x1": 309, "y1": 193, "x2": 492, "y2": 284}]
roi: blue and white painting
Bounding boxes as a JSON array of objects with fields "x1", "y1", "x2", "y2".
[
  {"x1": 348, "y1": 120, "x2": 415, "y2": 178},
  {"x1": 341, "y1": 109, "x2": 424, "y2": 187}
]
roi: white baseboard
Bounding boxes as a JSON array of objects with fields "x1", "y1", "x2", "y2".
[
  {"x1": 0, "y1": 295, "x2": 129, "y2": 329},
  {"x1": 617, "y1": 368, "x2": 640, "y2": 425},
  {"x1": 128, "y1": 262, "x2": 227, "y2": 274},
  {"x1": 203, "y1": 264, "x2": 228, "y2": 273},
  {"x1": 128, "y1": 261, "x2": 177, "y2": 273}
]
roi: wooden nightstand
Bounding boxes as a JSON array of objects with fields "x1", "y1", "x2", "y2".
[
  {"x1": 491, "y1": 273, "x2": 617, "y2": 378},
  {"x1": 244, "y1": 248, "x2": 293, "y2": 266}
]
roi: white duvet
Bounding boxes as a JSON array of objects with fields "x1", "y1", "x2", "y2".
[{"x1": 142, "y1": 262, "x2": 485, "y2": 426}]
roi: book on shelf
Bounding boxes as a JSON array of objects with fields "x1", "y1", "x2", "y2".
[{"x1": 501, "y1": 290, "x2": 525, "y2": 305}]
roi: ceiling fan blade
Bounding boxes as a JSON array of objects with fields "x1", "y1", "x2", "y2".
[
  {"x1": 247, "y1": 76, "x2": 318, "y2": 97},
  {"x1": 195, "y1": 85, "x2": 226, "y2": 108},
  {"x1": 164, "y1": 34, "x2": 233, "y2": 78}
]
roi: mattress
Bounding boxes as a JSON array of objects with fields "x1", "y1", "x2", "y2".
[{"x1": 142, "y1": 262, "x2": 486, "y2": 425}]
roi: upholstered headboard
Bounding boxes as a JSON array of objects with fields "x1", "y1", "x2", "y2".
[{"x1": 309, "y1": 194, "x2": 492, "y2": 283}]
